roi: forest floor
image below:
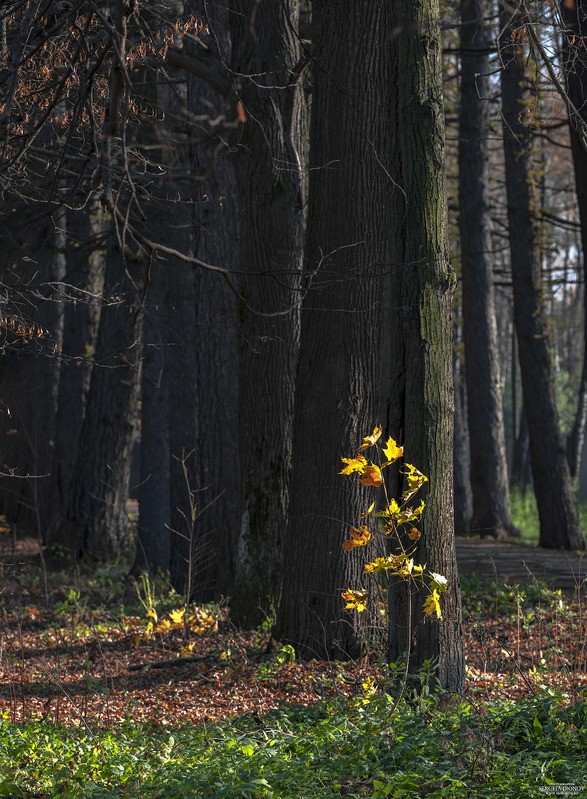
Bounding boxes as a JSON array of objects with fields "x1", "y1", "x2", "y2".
[
  {"x1": 1, "y1": 537, "x2": 587, "y2": 798},
  {"x1": 0, "y1": 535, "x2": 586, "y2": 727}
]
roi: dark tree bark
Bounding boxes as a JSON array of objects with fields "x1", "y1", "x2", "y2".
[
  {"x1": 453, "y1": 342, "x2": 473, "y2": 536},
  {"x1": 46, "y1": 202, "x2": 102, "y2": 546},
  {"x1": 229, "y1": 0, "x2": 305, "y2": 628},
  {"x1": 0, "y1": 212, "x2": 65, "y2": 535},
  {"x1": 134, "y1": 257, "x2": 170, "y2": 575},
  {"x1": 499, "y1": 3, "x2": 585, "y2": 550},
  {"x1": 386, "y1": 0, "x2": 465, "y2": 692},
  {"x1": 459, "y1": 0, "x2": 518, "y2": 539},
  {"x1": 274, "y1": 0, "x2": 391, "y2": 660},
  {"x1": 188, "y1": 2, "x2": 240, "y2": 601},
  {"x1": 55, "y1": 228, "x2": 144, "y2": 559},
  {"x1": 561, "y1": 0, "x2": 587, "y2": 479},
  {"x1": 167, "y1": 261, "x2": 199, "y2": 593}
]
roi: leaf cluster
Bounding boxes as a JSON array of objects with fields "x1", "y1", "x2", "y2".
[{"x1": 340, "y1": 427, "x2": 447, "y2": 620}]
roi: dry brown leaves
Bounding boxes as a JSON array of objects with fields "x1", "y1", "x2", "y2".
[{"x1": 1, "y1": 543, "x2": 586, "y2": 727}]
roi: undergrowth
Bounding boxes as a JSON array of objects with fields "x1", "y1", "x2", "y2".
[
  {"x1": 1, "y1": 692, "x2": 586, "y2": 798},
  {"x1": 2, "y1": 555, "x2": 587, "y2": 798}
]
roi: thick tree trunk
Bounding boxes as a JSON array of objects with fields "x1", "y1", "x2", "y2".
[
  {"x1": 188, "y1": 3, "x2": 240, "y2": 601},
  {"x1": 274, "y1": 0, "x2": 391, "y2": 660},
  {"x1": 561, "y1": 0, "x2": 587, "y2": 479},
  {"x1": 229, "y1": 1, "x2": 305, "y2": 628},
  {"x1": 55, "y1": 229, "x2": 143, "y2": 559},
  {"x1": 387, "y1": 0, "x2": 465, "y2": 692},
  {"x1": 500, "y1": 4, "x2": 584, "y2": 550},
  {"x1": 459, "y1": 0, "x2": 518, "y2": 539}
]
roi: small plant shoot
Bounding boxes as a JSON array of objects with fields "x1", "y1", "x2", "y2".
[{"x1": 340, "y1": 426, "x2": 447, "y2": 619}]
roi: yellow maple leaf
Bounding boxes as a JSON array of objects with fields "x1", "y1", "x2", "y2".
[
  {"x1": 423, "y1": 589, "x2": 442, "y2": 619},
  {"x1": 402, "y1": 463, "x2": 428, "y2": 496},
  {"x1": 155, "y1": 619, "x2": 172, "y2": 634},
  {"x1": 365, "y1": 557, "x2": 391, "y2": 574},
  {"x1": 342, "y1": 524, "x2": 372, "y2": 552},
  {"x1": 169, "y1": 608, "x2": 185, "y2": 624},
  {"x1": 179, "y1": 642, "x2": 195, "y2": 657},
  {"x1": 364, "y1": 553, "x2": 407, "y2": 574},
  {"x1": 382, "y1": 437, "x2": 404, "y2": 464},
  {"x1": 359, "y1": 464, "x2": 383, "y2": 487},
  {"x1": 341, "y1": 588, "x2": 369, "y2": 613},
  {"x1": 429, "y1": 572, "x2": 448, "y2": 592},
  {"x1": 361, "y1": 501, "x2": 376, "y2": 517},
  {"x1": 399, "y1": 499, "x2": 426, "y2": 523},
  {"x1": 375, "y1": 497, "x2": 401, "y2": 520},
  {"x1": 340, "y1": 454, "x2": 368, "y2": 475},
  {"x1": 359, "y1": 426, "x2": 383, "y2": 451}
]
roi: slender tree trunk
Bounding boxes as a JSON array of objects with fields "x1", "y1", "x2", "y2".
[
  {"x1": 134, "y1": 257, "x2": 170, "y2": 575},
  {"x1": 561, "y1": 0, "x2": 587, "y2": 479},
  {"x1": 47, "y1": 202, "x2": 102, "y2": 546},
  {"x1": 459, "y1": 0, "x2": 518, "y2": 539},
  {"x1": 453, "y1": 342, "x2": 473, "y2": 535},
  {"x1": 499, "y1": 3, "x2": 584, "y2": 550},
  {"x1": 387, "y1": 0, "x2": 465, "y2": 692},
  {"x1": 274, "y1": 0, "x2": 391, "y2": 660},
  {"x1": 34, "y1": 204, "x2": 67, "y2": 535},
  {"x1": 229, "y1": 1, "x2": 305, "y2": 628},
  {"x1": 55, "y1": 229, "x2": 144, "y2": 559},
  {"x1": 167, "y1": 252, "x2": 199, "y2": 593}
]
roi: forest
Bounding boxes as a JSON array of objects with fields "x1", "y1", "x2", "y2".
[{"x1": 1, "y1": 0, "x2": 587, "y2": 797}]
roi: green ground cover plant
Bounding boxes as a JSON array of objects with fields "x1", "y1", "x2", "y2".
[
  {"x1": 1, "y1": 431, "x2": 586, "y2": 799},
  {"x1": 1, "y1": 690, "x2": 586, "y2": 798},
  {"x1": 1, "y1": 559, "x2": 587, "y2": 799}
]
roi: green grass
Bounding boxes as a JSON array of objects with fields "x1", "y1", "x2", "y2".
[{"x1": 1, "y1": 693, "x2": 587, "y2": 798}]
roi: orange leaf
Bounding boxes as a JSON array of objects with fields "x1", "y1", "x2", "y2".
[
  {"x1": 342, "y1": 525, "x2": 372, "y2": 551},
  {"x1": 359, "y1": 464, "x2": 383, "y2": 487}
]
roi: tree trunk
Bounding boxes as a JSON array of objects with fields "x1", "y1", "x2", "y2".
[
  {"x1": 499, "y1": 3, "x2": 584, "y2": 550},
  {"x1": 561, "y1": 0, "x2": 587, "y2": 479},
  {"x1": 134, "y1": 257, "x2": 170, "y2": 575},
  {"x1": 167, "y1": 258, "x2": 199, "y2": 595},
  {"x1": 188, "y1": 2, "x2": 240, "y2": 601},
  {"x1": 274, "y1": 0, "x2": 391, "y2": 660},
  {"x1": 459, "y1": 0, "x2": 518, "y2": 539},
  {"x1": 453, "y1": 342, "x2": 472, "y2": 536},
  {"x1": 55, "y1": 228, "x2": 144, "y2": 559},
  {"x1": 229, "y1": 0, "x2": 305, "y2": 628},
  {"x1": 387, "y1": 0, "x2": 465, "y2": 692},
  {"x1": 47, "y1": 201, "x2": 102, "y2": 546}
]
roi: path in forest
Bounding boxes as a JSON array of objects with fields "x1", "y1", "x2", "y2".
[
  {"x1": 1, "y1": 536, "x2": 587, "y2": 593},
  {"x1": 455, "y1": 537, "x2": 587, "y2": 592}
]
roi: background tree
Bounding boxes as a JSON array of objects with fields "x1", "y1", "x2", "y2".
[
  {"x1": 560, "y1": 0, "x2": 587, "y2": 479},
  {"x1": 459, "y1": 0, "x2": 518, "y2": 540},
  {"x1": 499, "y1": 0, "x2": 584, "y2": 550},
  {"x1": 228, "y1": 0, "x2": 306, "y2": 628}
]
